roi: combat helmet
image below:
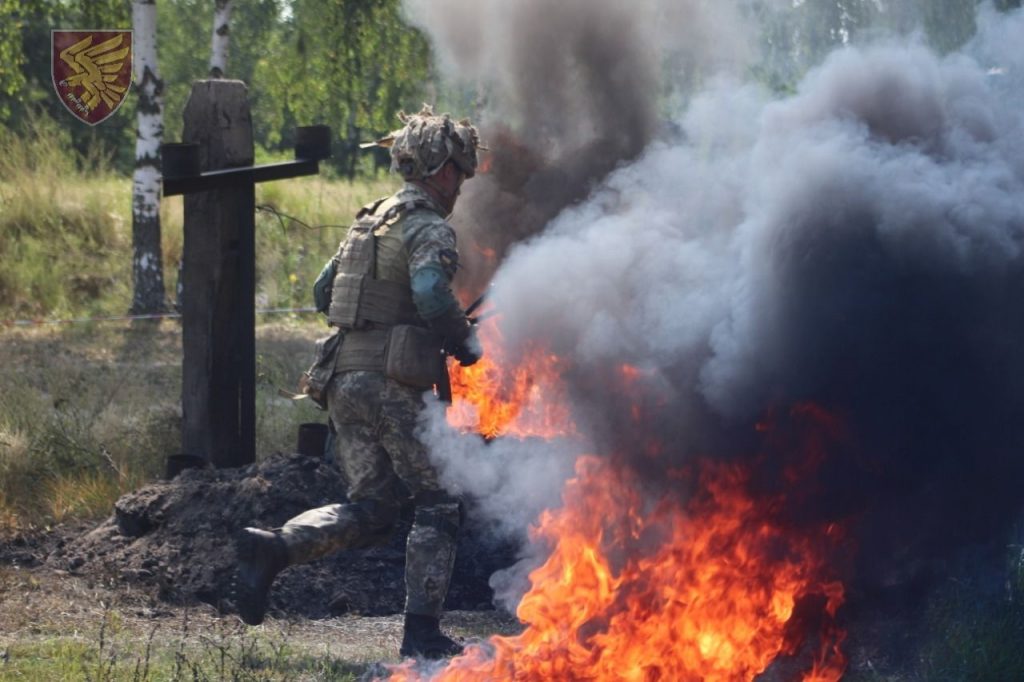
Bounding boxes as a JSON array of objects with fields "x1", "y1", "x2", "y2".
[{"x1": 364, "y1": 105, "x2": 483, "y2": 180}]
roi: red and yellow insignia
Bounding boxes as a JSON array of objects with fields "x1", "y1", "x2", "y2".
[{"x1": 52, "y1": 30, "x2": 133, "y2": 126}]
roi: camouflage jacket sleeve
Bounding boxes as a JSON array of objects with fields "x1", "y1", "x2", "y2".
[{"x1": 403, "y1": 210, "x2": 466, "y2": 327}]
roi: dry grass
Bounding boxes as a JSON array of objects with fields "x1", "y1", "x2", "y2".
[
  {"x1": 0, "y1": 114, "x2": 400, "y2": 531},
  {"x1": 0, "y1": 317, "x2": 335, "y2": 531}
]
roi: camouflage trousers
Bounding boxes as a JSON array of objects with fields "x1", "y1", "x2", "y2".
[{"x1": 277, "y1": 370, "x2": 460, "y2": 618}]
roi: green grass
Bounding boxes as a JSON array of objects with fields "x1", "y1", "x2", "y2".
[
  {"x1": 0, "y1": 115, "x2": 132, "y2": 319},
  {"x1": 0, "y1": 617, "x2": 366, "y2": 681}
]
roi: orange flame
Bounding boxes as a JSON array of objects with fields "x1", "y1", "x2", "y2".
[
  {"x1": 389, "y1": 454, "x2": 846, "y2": 682},
  {"x1": 448, "y1": 320, "x2": 575, "y2": 439},
  {"x1": 439, "y1": 316, "x2": 847, "y2": 680}
]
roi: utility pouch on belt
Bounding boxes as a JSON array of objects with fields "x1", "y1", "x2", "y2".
[
  {"x1": 302, "y1": 331, "x2": 344, "y2": 409},
  {"x1": 384, "y1": 325, "x2": 443, "y2": 389}
]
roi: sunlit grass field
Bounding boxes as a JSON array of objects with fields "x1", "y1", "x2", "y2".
[{"x1": 0, "y1": 116, "x2": 398, "y2": 531}]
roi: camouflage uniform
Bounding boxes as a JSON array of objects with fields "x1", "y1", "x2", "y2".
[
  {"x1": 280, "y1": 183, "x2": 465, "y2": 618},
  {"x1": 236, "y1": 108, "x2": 481, "y2": 653}
]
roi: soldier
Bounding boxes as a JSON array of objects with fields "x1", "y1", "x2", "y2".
[{"x1": 233, "y1": 106, "x2": 483, "y2": 659}]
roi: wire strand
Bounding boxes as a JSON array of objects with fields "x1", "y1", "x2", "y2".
[
  {"x1": 1, "y1": 307, "x2": 319, "y2": 328},
  {"x1": 255, "y1": 204, "x2": 350, "y2": 233}
]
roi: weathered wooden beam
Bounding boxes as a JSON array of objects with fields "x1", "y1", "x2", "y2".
[{"x1": 180, "y1": 79, "x2": 254, "y2": 469}]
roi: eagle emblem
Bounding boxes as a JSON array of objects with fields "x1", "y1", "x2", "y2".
[{"x1": 52, "y1": 30, "x2": 133, "y2": 126}]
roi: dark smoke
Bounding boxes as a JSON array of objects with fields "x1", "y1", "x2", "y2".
[
  {"x1": 411, "y1": 0, "x2": 1024, "y2": 618},
  {"x1": 403, "y1": 0, "x2": 755, "y2": 293}
]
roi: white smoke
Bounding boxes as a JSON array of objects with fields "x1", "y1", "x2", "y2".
[
  {"x1": 417, "y1": 401, "x2": 581, "y2": 539},
  {"x1": 413, "y1": 0, "x2": 1024, "y2": 608}
]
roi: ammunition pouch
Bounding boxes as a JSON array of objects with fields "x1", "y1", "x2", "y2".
[
  {"x1": 302, "y1": 331, "x2": 344, "y2": 409},
  {"x1": 385, "y1": 325, "x2": 444, "y2": 389},
  {"x1": 332, "y1": 324, "x2": 443, "y2": 390}
]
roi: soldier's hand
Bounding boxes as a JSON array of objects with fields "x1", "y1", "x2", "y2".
[{"x1": 447, "y1": 327, "x2": 482, "y2": 367}]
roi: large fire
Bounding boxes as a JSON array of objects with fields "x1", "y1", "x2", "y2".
[
  {"x1": 422, "y1": 325, "x2": 848, "y2": 681},
  {"x1": 447, "y1": 320, "x2": 575, "y2": 439}
]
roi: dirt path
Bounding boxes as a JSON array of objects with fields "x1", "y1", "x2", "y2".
[{"x1": 0, "y1": 559, "x2": 521, "y2": 680}]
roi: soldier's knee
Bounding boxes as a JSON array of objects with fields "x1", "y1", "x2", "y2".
[
  {"x1": 350, "y1": 498, "x2": 399, "y2": 535},
  {"x1": 412, "y1": 491, "x2": 462, "y2": 541}
]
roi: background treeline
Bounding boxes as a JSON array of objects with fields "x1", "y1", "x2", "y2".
[
  {"x1": 752, "y1": 0, "x2": 1022, "y2": 92},
  {"x1": 0, "y1": 0, "x2": 431, "y2": 178},
  {"x1": 0, "y1": 0, "x2": 1021, "y2": 180}
]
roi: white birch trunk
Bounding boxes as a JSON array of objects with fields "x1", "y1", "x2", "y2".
[
  {"x1": 131, "y1": 0, "x2": 166, "y2": 314},
  {"x1": 209, "y1": 0, "x2": 233, "y2": 78}
]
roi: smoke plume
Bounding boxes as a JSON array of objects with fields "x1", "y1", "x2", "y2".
[
  {"x1": 403, "y1": 0, "x2": 758, "y2": 292},
  {"x1": 408, "y1": 0, "x2": 1024, "y2": 611}
]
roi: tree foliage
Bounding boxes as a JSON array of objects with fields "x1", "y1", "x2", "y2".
[
  {"x1": 0, "y1": 0, "x2": 132, "y2": 168},
  {"x1": 0, "y1": 0, "x2": 430, "y2": 178},
  {"x1": 0, "y1": 0, "x2": 1020, "y2": 176},
  {"x1": 252, "y1": 0, "x2": 430, "y2": 175},
  {"x1": 750, "y1": 0, "x2": 1021, "y2": 95},
  {"x1": 156, "y1": 0, "x2": 429, "y2": 176},
  {"x1": 0, "y1": 0, "x2": 27, "y2": 123}
]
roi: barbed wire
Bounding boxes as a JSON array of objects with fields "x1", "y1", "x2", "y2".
[
  {"x1": 3, "y1": 206, "x2": 336, "y2": 329},
  {"x1": 1, "y1": 306, "x2": 319, "y2": 329},
  {"x1": 255, "y1": 204, "x2": 350, "y2": 233},
  {"x1": 4, "y1": 207, "x2": 342, "y2": 329}
]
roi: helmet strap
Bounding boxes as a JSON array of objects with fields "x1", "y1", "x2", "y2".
[{"x1": 417, "y1": 171, "x2": 458, "y2": 215}]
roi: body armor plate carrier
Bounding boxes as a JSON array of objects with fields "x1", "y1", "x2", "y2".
[{"x1": 327, "y1": 198, "x2": 446, "y2": 388}]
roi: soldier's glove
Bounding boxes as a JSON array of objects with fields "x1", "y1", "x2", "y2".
[
  {"x1": 427, "y1": 303, "x2": 482, "y2": 367},
  {"x1": 445, "y1": 326, "x2": 482, "y2": 367}
]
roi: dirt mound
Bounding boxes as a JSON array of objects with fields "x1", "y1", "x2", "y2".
[{"x1": 49, "y1": 451, "x2": 517, "y2": 619}]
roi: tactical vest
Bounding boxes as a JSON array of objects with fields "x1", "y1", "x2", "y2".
[{"x1": 327, "y1": 196, "x2": 446, "y2": 386}]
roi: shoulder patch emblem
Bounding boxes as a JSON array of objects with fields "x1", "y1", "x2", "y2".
[{"x1": 439, "y1": 248, "x2": 459, "y2": 276}]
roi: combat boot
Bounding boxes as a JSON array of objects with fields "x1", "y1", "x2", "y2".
[
  {"x1": 234, "y1": 527, "x2": 289, "y2": 625},
  {"x1": 399, "y1": 613, "x2": 464, "y2": 659}
]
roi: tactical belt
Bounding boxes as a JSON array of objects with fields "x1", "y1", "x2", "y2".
[{"x1": 334, "y1": 328, "x2": 389, "y2": 372}]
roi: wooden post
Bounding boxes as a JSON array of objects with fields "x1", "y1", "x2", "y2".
[{"x1": 180, "y1": 79, "x2": 255, "y2": 468}]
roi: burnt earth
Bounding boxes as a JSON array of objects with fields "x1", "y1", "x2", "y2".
[{"x1": 47, "y1": 451, "x2": 517, "y2": 619}]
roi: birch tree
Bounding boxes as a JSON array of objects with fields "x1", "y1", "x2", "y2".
[
  {"x1": 131, "y1": 0, "x2": 166, "y2": 314},
  {"x1": 209, "y1": 0, "x2": 232, "y2": 78}
]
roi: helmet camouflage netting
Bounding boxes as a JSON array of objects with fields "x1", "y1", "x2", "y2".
[{"x1": 388, "y1": 105, "x2": 482, "y2": 181}]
